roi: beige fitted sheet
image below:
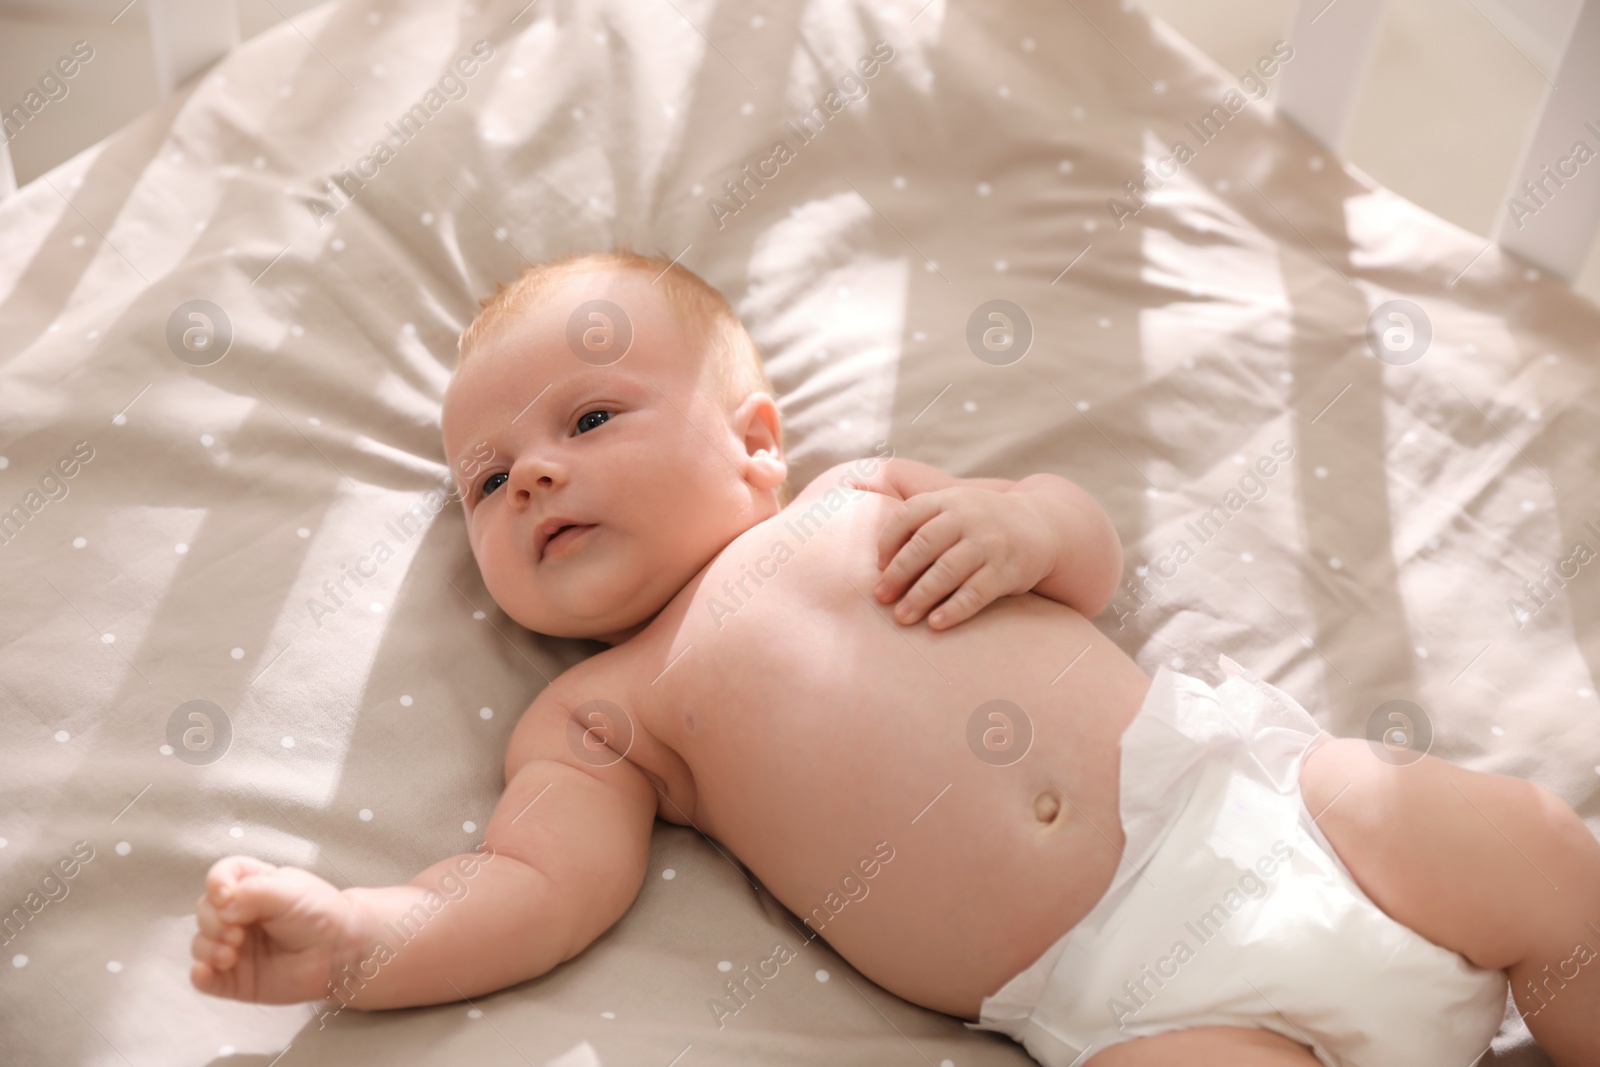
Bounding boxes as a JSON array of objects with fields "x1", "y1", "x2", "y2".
[{"x1": 1, "y1": 0, "x2": 1596, "y2": 1064}]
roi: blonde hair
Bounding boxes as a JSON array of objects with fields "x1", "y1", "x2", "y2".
[{"x1": 457, "y1": 250, "x2": 791, "y2": 506}]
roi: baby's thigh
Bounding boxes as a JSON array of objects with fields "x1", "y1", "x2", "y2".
[
  {"x1": 1299, "y1": 736, "x2": 1582, "y2": 970},
  {"x1": 1086, "y1": 1025, "x2": 1320, "y2": 1065}
]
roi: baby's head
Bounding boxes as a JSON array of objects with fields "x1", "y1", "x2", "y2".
[{"x1": 442, "y1": 252, "x2": 789, "y2": 645}]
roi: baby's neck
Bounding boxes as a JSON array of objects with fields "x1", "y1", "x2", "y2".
[
  {"x1": 595, "y1": 617, "x2": 655, "y2": 646},
  {"x1": 593, "y1": 522, "x2": 766, "y2": 647}
]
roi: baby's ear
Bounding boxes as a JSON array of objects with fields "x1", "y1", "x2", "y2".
[
  {"x1": 732, "y1": 392, "x2": 786, "y2": 491},
  {"x1": 745, "y1": 445, "x2": 788, "y2": 493}
]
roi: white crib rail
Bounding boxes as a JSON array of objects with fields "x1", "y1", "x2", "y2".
[
  {"x1": 0, "y1": 0, "x2": 237, "y2": 196},
  {"x1": 1494, "y1": 0, "x2": 1600, "y2": 279},
  {"x1": 4, "y1": 0, "x2": 1595, "y2": 284},
  {"x1": 0, "y1": 137, "x2": 16, "y2": 199},
  {"x1": 1279, "y1": 0, "x2": 1600, "y2": 281},
  {"x1": 1275, "y1": 0, "x2": 1388, "y2": 155},
  {"x1": 146, "y1": 0, "x2": 240, "y2": 99}
]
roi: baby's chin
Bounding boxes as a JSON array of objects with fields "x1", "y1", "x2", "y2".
[
  {"x1": 523, "y1": 617, "x2": 648, "y2": 647},
  {"x1": 490, "y1": 549, "x2": 691, "y2": 642},
  {"x1": 500, "y1": 590, "x2": 653, "y2": 644}
]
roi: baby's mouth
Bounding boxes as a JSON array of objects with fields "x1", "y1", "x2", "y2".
[{"x1": 541, "y1": 523, "x2": 596, "y2": 561}]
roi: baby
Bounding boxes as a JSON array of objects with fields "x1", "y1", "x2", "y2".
[{"x1": 191, "y1": 252, "x2": 1600, "y2": 1066}]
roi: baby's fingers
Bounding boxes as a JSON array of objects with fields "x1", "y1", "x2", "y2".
[
  {"x1": 895, "y1": 541, "x2": 983, "y2": 625},
  {"x1": 190, "y1": 931, "x2": 238, "y2": 971},
  {"x1": 205, "y1": 858, "x2": 309, "y2": 928},
  {"x1": 191, "y1": 959, "x2": 224, "y2": 996},
  {"x1": 923, "y1": 564, "x2": 1004, "y2": 630},
  {"x1": 190, "y1": 957, "x2": 245, "y2": 1000},
  {"x1": 205, "y1": 855, "x2": 278, "y2": 907},
  {"x1": 875, "y1": 495, "x2": 945, "y2": 575},
  {"x1": 877, "y1": 511, "x2": 960, "y2": 606},
  {"x1": 196, "y1": 893, "x2": 228, "y2": 938}
]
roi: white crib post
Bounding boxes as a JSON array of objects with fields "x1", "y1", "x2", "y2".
[
  {"x1": 1493, "y1": 0, "x2": 1600, "y2": 279},
  {"x1": 1275, "y1": 0, "x2": 1390, "y2": 153},
  {"x1": 0, "y1": 137, "x2": 16, "y2": 199},
  {"x1": 146, "y1": 0, "x2": 240, "y2": 98}
]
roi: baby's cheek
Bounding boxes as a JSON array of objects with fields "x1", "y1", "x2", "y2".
[
  {"x1": 580, "y1": 541, "x2": 641, "y2": 602},
  {"x1": 477, "y1": 542, "x2": 535, "y2": 622}
]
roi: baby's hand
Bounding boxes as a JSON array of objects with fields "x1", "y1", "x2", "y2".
[
  {"x1": 869, "y1": 486, "x2": 1054, "y2": 630},
  {"x1": 191, "y1": 856, "x2": 355, "y2": 1004}
]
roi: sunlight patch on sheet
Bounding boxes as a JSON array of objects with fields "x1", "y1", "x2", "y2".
[
  {"x1": 1137, "y1": 131, "x2": 1291, "y2": 378},
  {"x1": 476, "y1": 17, "x2": 562, "y2": 151},
  {"x1": 742, "y1": 191, "x2": 905, "y2": 485},
  {"x1": 788, "y1": 0, "x2": 941, "y2": 109},
  {"x1": 0, "y1": 150, "x2": 86, "y2": 305},
  {"x1": 1344, "y1": 187, "x2": 1476, "y2": 274}
]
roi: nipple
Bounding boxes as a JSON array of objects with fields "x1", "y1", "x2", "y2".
[{"x1": 1033, "y1": 790, "x2": 1066, "y2": 825}]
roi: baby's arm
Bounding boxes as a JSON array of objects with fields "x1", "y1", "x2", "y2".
[
  {"x1": 854, "y1": 457, "x2": 1122, "y2": 627},
  {"x1": 191, "y1": 696, "x2": 656, "y2": 1009}
]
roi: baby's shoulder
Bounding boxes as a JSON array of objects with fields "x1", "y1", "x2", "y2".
[
  {"x1": 791, "y1": 451, "x2": 902, "y2": 505},
  {"x1": 502, "y1": 651, "x2": 635, "y2": 776}
]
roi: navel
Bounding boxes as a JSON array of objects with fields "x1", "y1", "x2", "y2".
[{"x1": 1034, "y1": 790, "x2": 1066, "y2": 825}]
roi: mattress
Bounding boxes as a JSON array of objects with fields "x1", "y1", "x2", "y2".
[{"x1": 1, "y1": 0, "x2": 1595, "y2": 1064}]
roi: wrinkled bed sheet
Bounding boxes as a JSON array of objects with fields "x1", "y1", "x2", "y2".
[{"x1": 1, "y1": 0, "x2": 1596, "y2": 1064}]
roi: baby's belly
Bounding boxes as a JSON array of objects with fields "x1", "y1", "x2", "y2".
[{"x1": 642, "y1": 489, "x2": 1153, "y2": 1019}]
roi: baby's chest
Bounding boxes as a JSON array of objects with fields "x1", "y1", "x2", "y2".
[
  {"x1": 628, "y1": 488, "x2": 1109, "y2": 819},
  {"x1": 661, "y1": 494, "x2": 919, "y2": 706},
  {"x1": 694, "y1": 488, "x2": 894, "y2": 632},
  {"x1": 651, "y1": 486, "x2": 1078, "y2": 731}
]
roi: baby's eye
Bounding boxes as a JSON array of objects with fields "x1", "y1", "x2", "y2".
[
  {"x1": 575, "y1": 410, "x2": 611, "y2": 434},
  {"x1": 479, "y1": 472, "x2": 509, "y2": 498}
]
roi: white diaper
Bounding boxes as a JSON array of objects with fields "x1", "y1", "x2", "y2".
[{"x1": 970, "y1": 656, "x2": 1507, "y2": 1067}]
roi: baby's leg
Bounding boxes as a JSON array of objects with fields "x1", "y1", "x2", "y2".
[
  {"x1": 1301, "y1": 738, "x2": 1600, "y2": 1067},
  {"x1": 1087, "y1": 1025, "x2": 1321, "y2": 1065}
]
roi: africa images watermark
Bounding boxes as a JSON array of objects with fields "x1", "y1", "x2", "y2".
[
  {"x1": 800, "y1": 840, "x2": 897, "y2": 937},
  {"x1": 706, "y1": 40, "x2": 897, "y2": 230},
  {"x1": 708, "y1": 838, "x2": 897, "y2": 1029},
  {"x1": 313, "y1": 843, "x2": 497, "y2": 1027},
  {"x1": 1, "y1": 840, "x2": 96, "y2": 948},
  {"x1": 1, "y1": 40, "x2": 95, "y2": 145},
  {"x1": 1107, "y1": 40, "x2": 1295, "y2": 230},
  {"x1": 1107, "y1": 839, "x2": 1295, "y2": 1029},
  {"x1": 1503, "y1": 117, "x2": 1600, "y2": 231},
  {"x1": 705, "y1": 441, "x2": 896, "y2": 629},
  {"x1": 1518, "y1": 930, "x2": 1600, "y2": 1021},
  {"x1": 1109, "y1": 440, "x2": 1296, "y2": 627},
  {"x1": 307, "y1": 40, "x2": 496, "y2": 229},
  {"x1": 705, "y1": 939, "x2": 803, "y2": 1028},
  {"x1": 0, "y1": 440, "x2": 97, "y2": 548},
  {"x1": 1505, "y1": 517, "x2": 1600, "y2": 631},
  {"x1": 306, "y1": 443, "x2": 495, "y2": 628}
]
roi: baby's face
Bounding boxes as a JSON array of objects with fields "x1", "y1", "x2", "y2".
[{"x1": 442, "y1": 267, "x2": 786, "y2": 644}]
